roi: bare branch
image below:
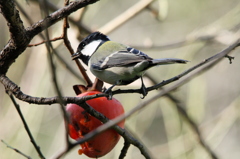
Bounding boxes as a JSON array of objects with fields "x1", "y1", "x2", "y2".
[
  {"x1": 6, "y1": 92, "x2": 45, "y2": 159},
  {"x1": 0, "y1": 0, "x2": 29, "y2": 74},
  {"x1": 1, "y1": 140, "x2": 32, "y2": 159},
  {"x1": 28, "y1": 37, "x2": 63, "y2": 47},
  {"x1": 99, "y1": 0, "x2": 154, "y2": 34},
  {"x1": 60, "y1": 3, "x2": 92, "y2": 86},
  {"x1": 0, "y1": 0, "x2": 99, "y2": 74},
  {"x1": 31, "y1": 0, "x2": 92, "y2": 35},
  {"x1": 131, "y1": 35, "x2": 215, "y2": 51},
  {"x1": 0, "y1": 74, "x2": 106, "y2": 105},
  {"x1": 0, "y1": 0, "x2": 26, "y2": 45},
  {"x1": 167, "y1": 95, "x2": 218, "y2": 159},
  {"x1": 119, "y1": 141, "x2": 131, "y2": 159}
]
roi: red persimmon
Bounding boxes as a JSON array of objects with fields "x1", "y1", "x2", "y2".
[{"x1": 66, "y1": 91, "x2": 125, "y2": 158}]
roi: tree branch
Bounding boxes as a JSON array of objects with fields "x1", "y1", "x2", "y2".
[
  {"x1": 31, "y1": 0, "x2": 92, "y2": 35},
  {"x1": 1, "y1": 140, "x2": 32, "y2": 159},
  {"x1": 0, "y1": 0, "x2": 26, "y2": 45},
  {"x1": 0, "y1": 0, "x2": 29, "y2": 74},
  {"x1": 0, "y1": 0, "x2": 99, "y2": 74},
  {"x1": 119, "y1": 141, "x2": 131, "y2": 159},
  {"x1": 0, "y1": 74, "x2": 105, "y2": 105},
  {"x1": 6, "y1": 92, "x2": 45, "y2": 159},
  {"x1": 99, "y1": 0, "x2": 154, "y2": 34},
  {"x1": 167, "y1": 95, "x2": 218, "y2": 159}
]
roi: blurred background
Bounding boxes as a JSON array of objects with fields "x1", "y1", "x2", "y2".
[{"x1": 0, "y1": 0, "x2": 240, "y2": 159}]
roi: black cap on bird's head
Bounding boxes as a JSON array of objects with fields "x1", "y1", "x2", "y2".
[{"x1": 72, "y1": 32, "x2": 110, "y2": 63}]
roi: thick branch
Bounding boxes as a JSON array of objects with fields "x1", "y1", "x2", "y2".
[
  {"x1": 0, "y1": 74, "x2": 105, "y2": 105},
  {"x1": 26, "y1": 0, "x2": 98, "y2": 38},
  {"x1": 31, "y1": 0, "x2": 92, "y2": 35},
  {"x1": 0, "y1": 0, "x2": 29, "y2": 74},
  {"x1": 0, "y1": 0, "x2": 99, "y2": 74},
  {"x1": 0, "y1": 0, "x2": 26, "y2": 45}
]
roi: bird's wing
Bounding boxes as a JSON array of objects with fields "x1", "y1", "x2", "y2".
[{"x1": 91, "y1": 47, "x2": 152, "y2": 70}]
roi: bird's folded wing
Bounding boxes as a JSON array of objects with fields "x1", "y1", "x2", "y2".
[{"x1": 91, "y1": 51, "x2": 151, "y2": 70}]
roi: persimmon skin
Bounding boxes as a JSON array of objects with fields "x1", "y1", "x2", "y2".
[{"x1": 66, "y1": 91, "x2": 125, "y2": 158}]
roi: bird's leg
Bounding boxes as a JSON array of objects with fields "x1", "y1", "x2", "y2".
[
  {"x1": 104, "y1": 84, "x2": 116, "y2": 100},
  {"x1": 140, "y1": 76, "x2": 148, "y2": 99}
]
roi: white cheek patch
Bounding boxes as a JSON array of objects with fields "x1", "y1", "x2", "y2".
[{"x1": 81, "y1": 40, "x2": 102, "y2": 56}]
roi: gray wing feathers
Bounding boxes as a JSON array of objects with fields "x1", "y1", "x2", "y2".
[
  {"x1": 92, "y1": 49, "x2": 188, "y2": 70},
  {"x1": 99, "y1": 52, "x2": 150, "y2": 69},
  {"x1": 151, "y1": 58, "x2": 188, "y2": 65}
]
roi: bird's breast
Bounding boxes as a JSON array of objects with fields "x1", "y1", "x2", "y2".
[{"x1": 90, "y1": 66, "x2": 143, "y2": 85}]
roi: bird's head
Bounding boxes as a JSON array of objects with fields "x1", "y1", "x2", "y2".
[{"x1": 72, "y1": 32, "x2": 110, "y2": 65}]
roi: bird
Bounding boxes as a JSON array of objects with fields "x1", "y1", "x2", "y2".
[{"x1": 72, "y1": 31, "x2": 188, "y2": 98}]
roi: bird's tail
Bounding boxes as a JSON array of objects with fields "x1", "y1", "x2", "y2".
[{"x1": 151, "y1": 58, "x2": 188, "y2": 66}]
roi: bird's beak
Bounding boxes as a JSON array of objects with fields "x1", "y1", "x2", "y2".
[{"x1": 72, "y1": 52, "x2": 81, "y2": 60}]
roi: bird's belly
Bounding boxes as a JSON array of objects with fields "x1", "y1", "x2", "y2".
[{"x1": 90, "y1": 67, "x2": 142, "y2": 85}]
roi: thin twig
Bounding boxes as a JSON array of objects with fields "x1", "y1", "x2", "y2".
[
  {"x1": 28, "y1": 37, "x2": 63, "y2": 47},
  {"x1": 6, "y1": 93, "x2": 45, "y2": 159},
  {"x1": 166, "y1": 95, "x2": 218, "y2": 159},
  {"x1": 119, "y1": 126, "x2": 153, "y2": 159},
  {"x1": 119, "y1": 141, "x2": 131, "y2": 159},
  {"x1": 1, "y1": 140, "x2": 32, "y2": 159},
  {"x1": 52, "y1": 48, "x2": 85, "y2": 82},
  {"x1": 60, "y1": 1, "x2": 92, "y2": 86},
  {"x1": 131, "y1": 35, "x2": 215, "y2": 51},
  {"x1": 98, "y1": 0, "x2": 154, "y2": 34}
]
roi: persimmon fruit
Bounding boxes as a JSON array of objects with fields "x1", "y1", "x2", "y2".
[{"x1": 66, "y1": 91, "x2": 125, "y2": 158}]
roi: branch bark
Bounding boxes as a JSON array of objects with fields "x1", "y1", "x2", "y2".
[{"x1": 0, "y1": 0, "x2": 99, "y2": 74}]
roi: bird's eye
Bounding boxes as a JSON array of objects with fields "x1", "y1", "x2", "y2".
[{"x1": 82, "y1": 42, "x2": 87, "y2": 47}]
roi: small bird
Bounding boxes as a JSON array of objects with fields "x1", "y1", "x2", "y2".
[{"x1": 72, "y1": 32, "x2": 188, "y2": 97}]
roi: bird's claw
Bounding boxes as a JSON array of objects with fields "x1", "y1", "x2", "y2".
[
  {"x1": 104, "y1": 89, "x2": 113, "y2": 100},
  {"x1": 103, "y1": 84, "x2": 116, "y2": 100},
  {"x1": 140, "y1": 84, "x2": 148, "y2": 99},
  {"x1": 140, "y1": 77, "x2": 148, "y2": 99}
]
